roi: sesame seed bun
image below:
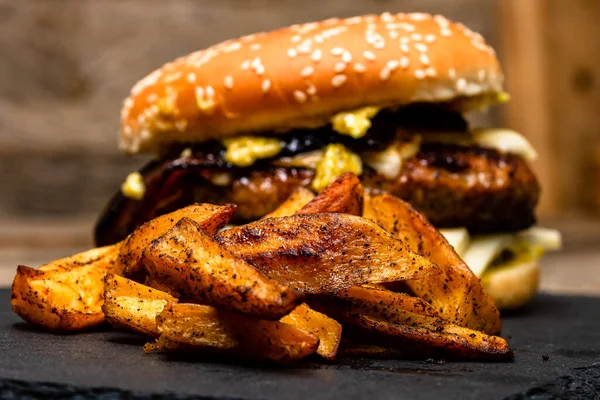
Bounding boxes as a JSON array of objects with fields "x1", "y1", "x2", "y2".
[
  {"x1": 120, "y1": 12, "x2": 503, "y2": 154},
  {"x1": 482, "y1": 260, "x2": 540, "y2": 311}
]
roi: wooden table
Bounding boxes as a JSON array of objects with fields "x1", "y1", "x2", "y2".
[{"x1": 2, "y1": 216, "x2": 600, "y2": 296}]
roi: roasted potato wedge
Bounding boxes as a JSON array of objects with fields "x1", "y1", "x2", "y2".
[
  {"x1": 314, "y1": 286, "x2": 512, "y2": 361},
  {"x1": 280, "y1": 303, "x2": 342, "y2": 360},
  {"x1": 216, "y1": 213, "x2": 440, "y2": 294},
  {"x1": 363, "y1": 193, "x2": 502, "y2": 335},
  {"x1": 262, "y1": 187, "x2": 315, "y2": 219},
  {"x1": 120, "y1": 203, "x2": 236, "y2": 281},
  {"x1": 103, "y1": 274, "x2": 177, "y2": 337},
  {"x1": 336, "y1": 285, "x2": 440, "y2": 320},
  {"x1": 297, "y1": 172, "x2": 363, "y2": 216},
  {"x1": 149, "y1": 303, "x2": 319, "y2": 364},
  {"x1": 142, "y1": 217, "x2": 299, "y2": 319},
  {"x1": 11, "y1": 244, "x2": 120, "y2": 331}
]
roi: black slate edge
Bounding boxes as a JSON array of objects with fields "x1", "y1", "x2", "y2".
[
  {"x1": 0, "y1": 378, "x2": 255, "y2": 400},
  {"x1": 503, "y1": 363, "x2": 600, "y2": 400}
]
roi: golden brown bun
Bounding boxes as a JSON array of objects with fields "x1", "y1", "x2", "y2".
[
  {"x1": 482, "y1": 261, "x2": 540, "y2": 311},
  {"x1": 120, "y1": 12, "x2": 503, "y2": 154}
]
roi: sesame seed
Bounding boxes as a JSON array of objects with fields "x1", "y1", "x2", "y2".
[
  {"x1": 389, "y1": 31, "x2": 399, "y2": 39},
  {"x1": 224, "y1": 76, "x2": 234, "y2": 89},
  {"x1": 294, "y1": 90, "x2": 307, "y2": 103},
  {"x1": 399, "y1": 23, "x2": 416, "y2": 32},
  {"x1": 364, "y1": 15, "x2": 377, "y2": 23},
  {"x1": 187, "y1": 72, "x2": 197, "y2": 83},
  {"x1": 425, "y1": 67, "x2": 437, "y2": 77},
  {"x1": 379, "y1": 67, "x2": 391, "y2": 81},
  {"x1": 353, "y1": 63, "x2": 366, "y2": 73},
  {"x1": 400, "y1": 43, "x2": 410, "y2": 53},
  {"x1": 456, "y1": 78, "x2": 467, "y2": 91},
  {"x1": 441, "y1": 28, "x2": 452, "y2": 37},
  {"x1": 323, "y1": 17, "x2": 340, "y2": 26},
  {"x1": 261, "y1": 79, "x2": 271, "y2": 93},
  {"x1": 414, "y1": 69, "x2": 426, "y2": 80},
  {"x1": 297, "y1": 40, "x2": 312, "y2": 53},
  {"x1": 400, "y1": 56, "x2": 410, "y2": 69},
  {"x1": 175, "y1": 120, "x2": 187, "y2": 132},
  {"x1": 123, "y1": 125, "x2": 133, "y2": 136},
  {"x1": 206, "y1": 85, "x2": 215, "y2": 98},
  {"x1": 374, "y1": 41, "x2": 385, "y2": 49},
  {"x1": 146, "y1": 93, "x2": 158, "y2": 102},
  {"x1": 255, "y1": 64, "x2": 265, "y2": 76},
  {"x1": 163, "y1": 71, "x2": 182, "y2": 83},
  {"x1": 425, "y1": 34, "x2": 437, "y2": 43},
  {"x1": 241, "y1": 60, "x2": 250, "y2": 70},
  {"x1": 411, "y1": 33, "x2": 423, "y2": 41},
  {"x1": 434, "y1": 15, "x2": 450, "y2": 27},
  {"x1": 449, "y1": 68, "x2": 457, "y2": 79},
  {"x1": 478, "y1": 69, "x2": 486, "y2": 81},
  {"x1": 400, "y1": 36, "x2": 410, "y2": 44},
  {"x1": 314, "y1": 35, "x2": 324, "y2": 44},
  {"x1": 331, "y1": 47, "x2": 344, "y2": 56},
  {"x1": 334, "y1": 62, "x2": 346, "y2": 72},
  {"x1": 420, "y1": 53, "x2": 430, "y2": 65},
  {"x1": 291, "y1": 35, "x2": 302, "y2": 43},
  {"x1": 363, "y1": 50, "x2": 376, "y2": 61},
  {"x1": 301, "y1": 66, "x2": 314, "y2": 77},
  {"x1": 345, "y1": 16, "x2": 363, "y2": 25},
  {"x1": 331, "y1": 74, "x2": 347, "y2": 88},
  {"x1": 311, "y1": 49, "x2": 322, "y2": 62},
  {"x1": 381, "y1": 12, "x2": 394, "y2": 22},
  {"x1": 306, "y1": 83, "x2": 317, "y2": 96},
  {"x1": 387, "y1": 60, "x2": 400, "y2": 70},
  {"x1": 250, "y1": 43, "x2": 261, "y2": 51},
  {"x1": 415, "y1": 43, "x2": 428, "y2": 52},
  {"x1": 342, "y1": 51, "x2": 352, "y2": 63},
  {"x1": 287, "y1": 48, "x2": 298, "y2": 58},
  {"x1": 195, "y1": 86, "x2": 204, "y2": 98},
  {"x1": 409, "y1": 13, "x2": 429, "y2": 21},
  {"x1": 124, "y1": 97, "x2": 134, "y2": 109}
]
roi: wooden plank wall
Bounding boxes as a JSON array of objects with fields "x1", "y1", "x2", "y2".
[
  {"x1": 498, "y1": 0, "x2": 600, "y2": 216},
  {"x1": 1, "y1": 0, "x2": 498, "y2": 218}
]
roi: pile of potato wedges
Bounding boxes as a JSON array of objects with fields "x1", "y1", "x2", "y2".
[{"x1": 11, "y1": 173, "x2": 512, "y2": 363}]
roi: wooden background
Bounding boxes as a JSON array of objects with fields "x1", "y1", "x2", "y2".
[{"x1": 1, "y1": 0, "x2": 599, "y2": 292}]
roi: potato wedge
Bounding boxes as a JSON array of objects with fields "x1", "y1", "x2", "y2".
[
  {"x1": 336, "y1": 285, "x2": 440, "y2": 320},
  {"x1": 297, "y1": 172, "x2": 363, "y2": 216},
  {"x1": 120, "y1": 203, "x2": 236, "y2": 281},
  {"x1": 142, "y1": 217, "x2": 299, "y2": 319},
  {"x1": 280, "y1": 303, "x2": 342, "y2": 360},
  {"x1": 363, "y1": 193, "x2": 501, "y2": 335},
  {"x1": 216, "y1": 213, "x2": 440, "y2": 294},
  {"x1": 149, "y1": 303, "x2": 319, "y2": 364},
  {"x1": 314, "y1": 286, "x2": 512, "y2": 361},
  {"x1": 262, "y1": 187, "x2": 315, "y2": 219},
  {"x1": 102, "y1": 274, "x2": 177, "y2": 337},
  {"x1": 11, "y1": 245, "x2": 119, "y2": 331}
]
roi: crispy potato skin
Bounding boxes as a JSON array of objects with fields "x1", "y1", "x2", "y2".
[
  {"x1": 280, "y1": 303, "x2": 342, "y2": 360},
  {"x1": 120, "y1": 203, "x2": 236, "y2": 281},
  {"x1": 151, "y1": 303, "x2": 319, "y2": 364},
  {"x1": 297, "y1": 172, "x2": 363, "y2": 216},
  {"x1": 363, "y1": 193, "x2": 502, "y2": 335},
  {"x1": 142, "y1": 218, "x2": 299, "y2": 319},
  {"x1": 262, "y1": 187, "x2": 315, "y2": 219},
  {"x1": 216, "y1": 213, "x2": 440, "y2": 294},
  {"x1": 11, "y1": 245, "x2": 120, "y2": 332},
  {"x1": 103, "y1": 274, "x2": 177, "y2": 337},
  {"x1": 314, "y1": 286, "x2": 512, "y2": 361}
]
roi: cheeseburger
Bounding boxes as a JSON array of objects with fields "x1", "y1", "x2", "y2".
[{"x1": 96, "y1": 12, "x2": 561, "y2": 309}]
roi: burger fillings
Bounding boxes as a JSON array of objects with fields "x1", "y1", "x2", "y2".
[{"x1": 97, "y1": 12, "x2": 561, "y2": 309}]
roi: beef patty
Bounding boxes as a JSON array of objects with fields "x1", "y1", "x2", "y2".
[{"x1": 95, "y1": 144, "x2": 539, "y2": 246}]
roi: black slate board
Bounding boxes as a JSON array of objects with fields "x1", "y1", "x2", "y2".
[{"x1": 1, "y1": 289, "x2": 599, "y2": 400}]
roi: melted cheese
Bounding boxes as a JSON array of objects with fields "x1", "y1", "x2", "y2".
[
  {"x1": 330, "y1": 106, "x2": 380, "y2": 138},
  {"x1": 312, "y1": 144, "x2": 362, "y2": 192},
  {"x1": 121, "y1": 172, "x2": 146, "y2": 200},
  {"x1": 222, "y1": 136, "x2": 282, "y2": 167}
]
